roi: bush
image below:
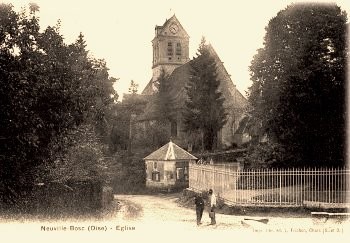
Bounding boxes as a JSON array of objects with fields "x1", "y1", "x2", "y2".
[
  {"x1": 41, "y1": 124, "x2": 111, "y2": 184},
  {"x1": 111, "y1": 152, "x2": 146, "y2": 194},
  {"x1": 243, "y1": 141, "x2": 289, "y2": 168}
]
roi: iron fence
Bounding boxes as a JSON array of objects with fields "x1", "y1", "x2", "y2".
[{"x1": 189, "y1": 163, "x2": 350, "y2": 207}]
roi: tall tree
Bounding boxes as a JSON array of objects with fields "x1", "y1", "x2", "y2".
[
  {"x1": 153, "y1": 68, "x2": 176, "y2": 124},
  {"x1": 248, "y1": 3, "x2": 347, "y2": 167},
  {"x1": 182, "y1": 37, "x2": 227, "y2": 151},
  {"x1": 0, "y1": 4, "x2": 117, "y2": 207}
]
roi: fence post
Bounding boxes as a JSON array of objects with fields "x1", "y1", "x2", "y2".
[
  {"x1": 332, "y1": 167, "x2": 334, "y2": 203},
  {"x1": 234, "y1": 168, "x2": 237, "y2": 203},
  {"x1": 212, "y1": 165, "x2": 214, "y2": 192},
  {"x1": 317, "y1": 167, "x2": 320, "y2": 204},
  {"x1": 279, "y1": 168, "x2": 282, "y2": 205},
  {"x1": 295, "y1": 168, "x2": 298, "y2": 205},
  {"x1": 328, "y1": 167, "x2": 330, "y2": 203},
  {"x1": 310, "y1": 168, "x2": 315, "y2": 202}
]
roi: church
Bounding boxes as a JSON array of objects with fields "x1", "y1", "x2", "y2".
[{"x1": 123, "y1": 15, "x2": 249, "y2": 150}]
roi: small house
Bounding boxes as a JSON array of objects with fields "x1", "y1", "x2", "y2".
[{"x1": 144, "y1": 141, "x2": 197, "y2": 190}]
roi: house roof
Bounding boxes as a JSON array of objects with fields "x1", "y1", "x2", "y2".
[{"x1": 144, "y1": 141, "x2": 197, "y2": 161}]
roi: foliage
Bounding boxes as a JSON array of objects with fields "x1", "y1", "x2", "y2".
[
  {"x1": 128, "y1": 80, "x2": 139, "y2": 94},
  {"x1": 184, "y1": 129, "x2": 203, "y2": 152},
  {"x1": 128, "y1": 68, "x2": 176, "y2": 149},
  {"x1": 133, "y1": 121, "x2": 170, "y2": 150},
  {"x1": 109, "y1": 95, "x2": 149, "y2": 153},
  {"x1": 112, "y1": 73, "x2": 175, "y2": 152},
  {"x1": 153, "y1": 68, "x2": 176, "y2": 124},
  {"x1": 0, "y1": 4, "x2": 116, "y2": 206},
  {"x1": 242, "y1": 142, "x2": 289, "y2": 169},
  {"x1": 109, "y1": 103, "x2": 129, "y2": 152},
  {"x1": 247, "y1": 3, "x2": 347, "y2": 167},
  {"x1": 111, "y1": 152, "x2": 146, "y2": 193},
  {"x1": 41, "y1": 124, "x2": 111, "y2": 184},
  {"x1": 182, "y1": 37, "x2": 227, "y2": 151},
  {"x1": 110, "y1": 102, "x2": 170, "y2": 153}
]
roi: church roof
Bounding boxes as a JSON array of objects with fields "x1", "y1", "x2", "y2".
[
  {"x1": 140, "y1": 44, "x2": 247, "y2": 119},
  {"x1": 122, "y1": 93, "x2": 151, "y2": 104},
  {"x1": 153, "y1": 14, "x2": 189, "y2": 40},
  {"x1": 166, "y1": 61, "x2": 192, "y2": 102},
  {"x1": 144, "y1": 141, "x2": 197, "y2": 161},
  {"x1": 205, "y1": 44, "x2": 247, "y2": 109},
  {"x1": 137, "y1": 62, "x2": 191, "y2": 121},
  {"x1": 141, "y1": 78, "x2": 154, "y2": 95},
  {"x1": 136, "y1": 95, "x2": 158, "y2": 121}
]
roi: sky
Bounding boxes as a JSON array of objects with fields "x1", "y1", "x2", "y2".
[{"x1": 4, "y1": 0, "x2": 350, "y2": 100}]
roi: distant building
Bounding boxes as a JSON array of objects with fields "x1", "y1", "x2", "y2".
[
  {"x1": 144, "y1": 141, "x2": 197, "y2": 190},
  {"x1": 124, "y1": 15, "x2": 249, "y2": 150}
]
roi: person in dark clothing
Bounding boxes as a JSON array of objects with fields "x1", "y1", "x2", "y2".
[{"x1": 194, "y1": 193, "x2": 205, "y2": 225}]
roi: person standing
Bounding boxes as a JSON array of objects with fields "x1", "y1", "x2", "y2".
[
  {"x1": 194, "y1": 192, "x2": 205, "y2": 225},
  {"x1": 208, "y1": 189, "x2": 216, "y2": 225}
]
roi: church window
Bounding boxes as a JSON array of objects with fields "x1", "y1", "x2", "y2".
[
  {"x1": 167, "y1": 42, "x2": 173, "y2": 56},
  {"x1": 176, "y1": 43, "x2": 181, "y2": 56}
]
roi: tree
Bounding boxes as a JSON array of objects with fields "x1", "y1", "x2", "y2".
[
  {"x1": 0, "y1": 4, "x2": 48, "y2": 206},
  {"x1": 0, "y1": 4, "x2": 117, "y2": 208},
  {"x1": 128, "y1": 80, "x2": 139, "y2": 94},
  {"x1": 248, "y1": 3, "x2": 347, "y2": 167},
  {"x1": 182, "y1": 37, "x2": 227, "y2": 151},
  {"x1": 153, "y1": 68, "x2": 176, "y2": 124},
  {"x1": 42, "y1": 124, "x2": 110, "y2": 183}
]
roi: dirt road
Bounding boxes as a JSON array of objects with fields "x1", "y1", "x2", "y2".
[
  {"x1": 115, "y1": 193, "x2": 246, "y2": 229},
  {"x1": 114, "y1": 193, "x2": 350, "y2": 236},
  {"x1": 1, "y1": 193, "x2": 349, "y2": 243}
]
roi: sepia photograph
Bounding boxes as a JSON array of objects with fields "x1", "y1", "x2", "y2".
[{"x1": 0, "y1": 0, "x2": 349, "y2": 242}]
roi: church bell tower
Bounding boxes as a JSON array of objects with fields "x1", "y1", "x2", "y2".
[{"x1": 151, "y1": 15, "x2": 190, "y2": 82}]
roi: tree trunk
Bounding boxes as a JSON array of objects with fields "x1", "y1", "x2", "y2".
[
  {"x1": 204, "y1": 128, "x2": 215, "y2": 151},
  {"x1": 201, "y1": 130, "x2": 204, "y2": 152}
]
